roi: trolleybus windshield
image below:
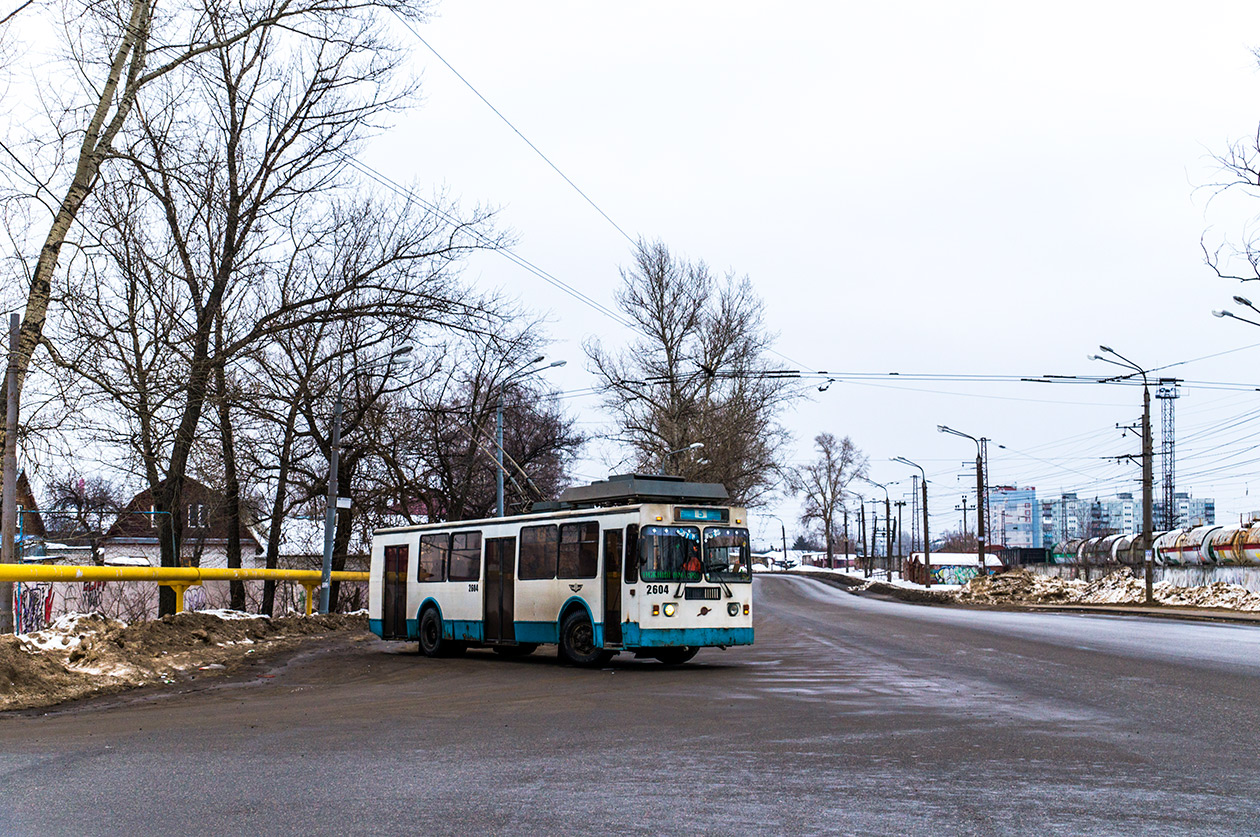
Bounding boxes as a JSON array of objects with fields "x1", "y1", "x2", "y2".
[
  {"x1": 640, "y1": 525, "x2": 701, "y2": 582},
  {"x1": 704, "y1": 527, "x2": 752, "y2": 582}
]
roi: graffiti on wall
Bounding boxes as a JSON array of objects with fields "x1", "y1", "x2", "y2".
[
  {"x1": 81, "y1": 580, "x2": 106, "y2": 612},
  {"x1": 929, "y1": 565, "x2": 982, "y2": 586},
  {"x1": 14, "y1": 582, "x2": 55, "y2": 634}
]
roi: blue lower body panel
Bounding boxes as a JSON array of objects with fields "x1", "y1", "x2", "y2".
[
  {"x1": 445, "y1": 619, "x2": 483, "y2": 642},
  {"x1": 513, "y1": 621, "x2": 560, "y2": 645},
  {"x1": 369, "y1": 618, "x2": 418, "y2": 639},
  {"x1": 622, "y1": 625, "x2": 754, "y2": 648}
]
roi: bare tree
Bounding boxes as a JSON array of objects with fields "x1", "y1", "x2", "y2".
[
  {"x1": 401, "y1": 333, "x2": 586, "y2": 522},
  {"x1": 787, "y1": 433, "x2": 867, "y2": 568},
  {"x1": 44, "y1": 3, "x2": 504, "y2": 614},
  {"x1": 42, "y1": 471, "x2": 126, "y2": 561},
  {"x1": 0, "y1": 0, "x2": 433, "y2": 431},
  {"x1": 585, "y1": 239, "x2": 797, "y2": 505}
]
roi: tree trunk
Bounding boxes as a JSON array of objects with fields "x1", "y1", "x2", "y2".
[
  {"x1": 216, "y1": 322, "x2": 245, "y2": 610},
  {"x1": 261, "y1": 399, "x2": 301, "y2": 616}
]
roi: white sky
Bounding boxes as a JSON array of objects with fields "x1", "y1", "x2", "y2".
[
  {"x1": 12, "y1": 1, "x2": 1260, "y2": 544},
  {"x1": 364, "y1": 1, "x2": 1260, "y2": 543}
]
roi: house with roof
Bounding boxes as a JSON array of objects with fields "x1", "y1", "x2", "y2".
[{"x1": 99, "y1": 478, "x2": 264, "y2": 569}]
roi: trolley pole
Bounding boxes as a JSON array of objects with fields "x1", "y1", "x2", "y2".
[
  {"x1": 1, "y1": 313, "x2": 17, "y2": 632},
  {"x1": 922, "y1": 476, "x2": 931, "y2": 588},
  {"x1": 975, "y1": 448, "x2": 987, "y2": 578},
  {"x1": 1092, "y1": 347, "x2": 1154, "y2": 605},
  {"x1": 894, "y1": 500, "x2": 906, "y2": 576},
  {"x1": 1142, "y1": 381, "x2": 1154, "y2": 604}
]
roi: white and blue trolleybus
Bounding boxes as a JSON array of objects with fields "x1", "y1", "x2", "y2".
[{"x1": 368, "y1": 474, "x2": 753, "y2": 665}]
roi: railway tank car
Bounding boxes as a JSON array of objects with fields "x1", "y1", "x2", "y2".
[{"x1": 1053, "y1": 522, "x2": 1260, "y2": 567}]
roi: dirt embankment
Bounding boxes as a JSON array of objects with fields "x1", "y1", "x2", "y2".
[{"x1": 0, "y1": 611, "x2": 368, "y2": 712}]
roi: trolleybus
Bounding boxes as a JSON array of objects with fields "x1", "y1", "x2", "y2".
[{"x1": 368, "y1": 474, "x2": 753, "y2": 665}]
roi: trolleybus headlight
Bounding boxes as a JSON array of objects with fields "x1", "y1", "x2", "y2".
[
  {"x1": 663, "y1": 602, "x2": 677, "y2": 617},
  {"x1": 728, "y1": 602, "x2": 740, "y2": 617}
]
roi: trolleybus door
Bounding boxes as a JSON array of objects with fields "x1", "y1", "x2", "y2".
[
  {"x1": 383, "y1": 544, "x2": 409, "y2": 639},
  {"x1": 484, "y1": 537, "x2": 516, "y2": 642},
  {"x1": 603, "y1": 529, "x2": 623, "y2": 645}
]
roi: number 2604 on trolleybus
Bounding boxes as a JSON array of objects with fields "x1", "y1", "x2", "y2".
[{"x1": 368, "y1": 474, "x2": 753, "y2": 666}]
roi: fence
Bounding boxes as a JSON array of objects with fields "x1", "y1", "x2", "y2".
[{"x1": 0, "y1": 564, "x2": 369, "y2": 632}]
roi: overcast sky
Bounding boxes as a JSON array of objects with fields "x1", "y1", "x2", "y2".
[{"x1": 366, "y1": 1, "x2": 1260, "y2": 543}]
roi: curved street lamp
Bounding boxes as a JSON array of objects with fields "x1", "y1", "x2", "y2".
[
  {"x1": 937, "y1": 425, "x2": 988, "y2": 580},
  {"x1": 1088, "y1": 345, "x2": 1154, "y2": 603},
  {"x1": 658, "y1": 442, "x2": 704, "y2": 476},
  {"x1": 891, "y1": 456, "x2": 930, "y2": 587},
  {"x1": 861, "y1": 476, "x2": 892, "y2": 579}
]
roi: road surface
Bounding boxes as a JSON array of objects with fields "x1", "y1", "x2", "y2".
[{"x1": 2, "y1": 574, "x2": 1259, "y2": 835}]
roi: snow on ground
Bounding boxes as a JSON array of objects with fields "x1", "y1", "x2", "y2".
[{"x1": 0, "y1": 611, "x2": 368, "y2": 712}]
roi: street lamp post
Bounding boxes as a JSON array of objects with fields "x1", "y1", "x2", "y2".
[
  {"x1": 320, "y1": 346, "x2": 412, "y2": 615},
  {"x1": 658, "y1": 442, "x2": 704, "y2": 476},
  {"x1": 891, "y1": 456, "x2": 930, "y2": 587},
  {"x1": 496, "y1": 357, "x2": 567, "y2": 517},
  {"x1": 862, "y1": 476, "x2": 892, "y2": 580},
  {"x1": 938, "y1": 425, "x2": 987, "y2": 580},
  {"x1": 1089, "y1": 346, "x2": 1154, "y2": 604}
]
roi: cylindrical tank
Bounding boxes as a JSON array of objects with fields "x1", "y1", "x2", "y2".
[
  {"x1": 1154, "y1": 529, "x2": 1188, "y2": 566},
  {"x1": 1208, "y1": 526, "x2": 1245, "y2": 565},
  {"x1": 1081, "y1": 537, "x2": 1108, "y2": 565},
  {"x1": 1179, "y1": 525, "x2": 1220, "y2": 565},
  {"x1": 1110, "y1": 534, "x2": 1134, "y2": 563},
  {"x1": 1052, "y1": 539, "x2": 1082, "y2": 564},
  {"x1": 1214, "y1": 523, "x2": 1260, "y2": 566}
]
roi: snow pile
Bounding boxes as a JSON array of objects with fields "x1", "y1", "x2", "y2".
[
  {"x1": 18, "y1": 612, "x2": 126, "y2": 653},
  {"x1": 954, "y1": 570, "x2": 1085, "y2": 605},
  {"x1": 954, "y1": 568, "x2": 1260, "y2": 612},
  {"x1": 0, "y1": 610, "x2": 367, "y2": 712},
  {"x1": 1154, "y1": 581, "x2": 1260, "y2": 611}
]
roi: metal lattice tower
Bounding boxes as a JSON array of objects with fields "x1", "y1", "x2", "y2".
[{"x1": 1156, "y1": 379, "x2": 1180, "y2": 530}]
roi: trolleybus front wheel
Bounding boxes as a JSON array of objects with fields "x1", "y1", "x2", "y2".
[
  {"x1": 559, "y1": 612, "x2": 613, "y2": 667},
  {"x1": 652, "y1": 646, "x2": 699, "y2": 666},
  {"x1": 418, "y1": 607, "x2": 465, "y2": 658}
]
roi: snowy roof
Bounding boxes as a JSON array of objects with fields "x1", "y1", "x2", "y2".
[{"x1": 104, "y1": 555, "x2": 151, "y2": 567}]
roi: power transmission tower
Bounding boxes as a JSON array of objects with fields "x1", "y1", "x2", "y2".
[{"x1": 1156, "y1": 378, "x2": 1180, "y2": 530}]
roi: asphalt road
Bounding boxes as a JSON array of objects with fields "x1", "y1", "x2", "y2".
[{"x1": 3, "y1": 574, "x2": 1260, "y2": 836}]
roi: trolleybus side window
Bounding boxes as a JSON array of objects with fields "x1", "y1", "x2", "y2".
[
  {"x1": 418, "y1": 533, "x2": 448, "y2": 583},
  {"x1": 625, "y1": 524, "x2": 639, "y2": 583},
  {"x1": 704, "y1": 527, "x2": 752, "y2": 582},
  {"x1": 449, "y1": 531, "x2": 482, "y2": 582},
  {"x1": 558, "y1": 521, "x2": 599, "y2": 579},
  {"x1": 640, "y1": 525, "x2": 701, "y2": 582},
  {"x1": 519, "y1": 525, "x2": 558, "y2": 579}
]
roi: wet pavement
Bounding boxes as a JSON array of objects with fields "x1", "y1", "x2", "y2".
[{"x1": 2, "y1": 574, "x2": 1259, "y2": 835}]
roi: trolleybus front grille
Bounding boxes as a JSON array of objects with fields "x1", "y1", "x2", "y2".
[{"x1": 684, "y1": 586, "x2": 721, "y2": 600}]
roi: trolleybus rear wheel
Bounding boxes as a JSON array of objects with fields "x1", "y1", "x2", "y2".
[
  {"x1": 559, "y1": 612, "x2": 613, "y2": 667},
  {"x1": 652, "y1": 646, "x2": 699, "y2": 666}
]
